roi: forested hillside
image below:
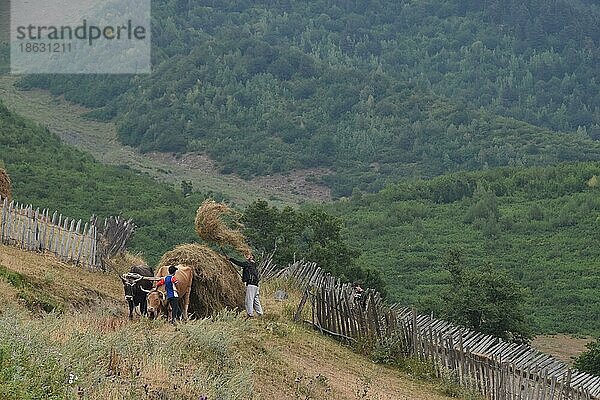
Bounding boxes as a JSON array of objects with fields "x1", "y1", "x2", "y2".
[
  {"x1": 0, "y1": 102, "x2": 209, "y2": 264},
  {"x1": 18, "y1": 0, "x2": 600, "y2": 195},
  {"x1": 326, "y1": 162, "x2": 600, "y2": 335}
]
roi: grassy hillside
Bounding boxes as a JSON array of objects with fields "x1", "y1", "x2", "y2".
[
  {"x1": 0, "y1": 102, "x2": 206, "y2": 265},
  {"x1": 326, "y1": 162, "x2": 600, "y2": 335},
  {"x1": 17, "y1": 0, "x2": 600, "y2": 195},
  {"x1": 0, "y1": 244, "x2": 462, "y2": 400},
  {"x1": 0, "y1": 101, "x2": 381, "y2": 292}
]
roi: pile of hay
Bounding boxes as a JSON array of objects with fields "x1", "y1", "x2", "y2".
[
  {"x1": 194, "y1": 200, "x2": 252, "y2": 257},
  {"x1": 0, "y1": 168, "x2": 11, "y2": 201},
  {"x1": 158, "y1": 243, "x2": 245, "y2": 318}
]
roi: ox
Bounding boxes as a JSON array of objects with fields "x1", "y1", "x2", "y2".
[
  {"x1": 121, "y1": 264, "x2": 154, "y2": 319},
  {"x1": 147, "y1": 264, "x2": 193, "y2": 322}
]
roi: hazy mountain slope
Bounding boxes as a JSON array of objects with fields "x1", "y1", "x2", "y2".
[
  {"x1": 2, "y1": 83, "x2": 598, "y2": 336},
  {"x1": 18, "y1": 0, "x2": 600, "y2": 196},
  {"x1": 0, "y1": 76, "x2": 330, "y2": 205}
]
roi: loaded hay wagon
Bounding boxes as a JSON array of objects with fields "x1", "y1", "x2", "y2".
[{"x1": 143, "y1": 200, "x2": 252, "y2": 319}]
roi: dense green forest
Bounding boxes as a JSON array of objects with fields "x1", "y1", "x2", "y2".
[
  {"x1": 17, "y1": 0, "x2": 600, "y2": 195},
  {"x1": 2, "y1": 0, "x2": 600, "y2": 338},
  {"x1": 325, "y1": 162, "x2": 600, "y2": 335}
]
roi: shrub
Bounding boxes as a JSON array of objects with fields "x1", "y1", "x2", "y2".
[{"x1": 574, "y1": 338, "x2": 600, "y2": 375}]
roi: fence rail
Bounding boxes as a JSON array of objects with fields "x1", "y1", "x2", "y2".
[
  {"x1": 0, "y1": 197, "x2": 134, "y2": 269},
  {"x1": 283, "y1": 260, "x2": 600, "y2": 400}
]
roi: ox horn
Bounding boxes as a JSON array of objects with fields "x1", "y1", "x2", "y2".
[
  {"x1": 141, "y1": 276, "x2": 162, "y2": 281},
  {"x1": 140, "y1": 287, "x2": 152, "y2": 293}
]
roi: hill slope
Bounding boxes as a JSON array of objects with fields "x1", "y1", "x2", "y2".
[
  {"x1": 327, "y1": 162, "x2": 600, "y2": 335},
  {"x1": 0, "y1": 244, "x2": 457, "y2": 400},
  {"x1": 2, "y1": 93, "x2": 599, "y2": 337},
  {"x1": 16, "y1": 0, "x2": 600, "y2": 195},
  {"x1": 0, "y1": 76, "x2": 331, "y2": 205},
  {"x1": 0, "y1": 100, "x2": 207, "y2": 265}
]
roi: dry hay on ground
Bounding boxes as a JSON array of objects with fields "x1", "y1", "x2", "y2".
[
  {"x1": 0, "y1": 168, "x2": 11, "y2": 201},
  {"x1": 194, "y1": 200, "x2": 252, "y2": 257},
  {"x1": 158, "y1": 243, "x2": 244, "y2": 318}
]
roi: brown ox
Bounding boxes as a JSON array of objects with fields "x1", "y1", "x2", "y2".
[{"x1": 147, "y1": 264, "x2": 193, "y2": 321}]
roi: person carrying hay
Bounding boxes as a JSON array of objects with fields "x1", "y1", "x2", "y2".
[{"x1": 229, "y1": 254, "x2": 263, "y2": 318}]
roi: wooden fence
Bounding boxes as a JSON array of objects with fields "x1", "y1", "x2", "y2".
[
  {"x1": 0, "y1": 197, "x2": 134, "y2": 269},
  {"x1": 282, "y1": 260, "x2": 600, "y2": 400}
]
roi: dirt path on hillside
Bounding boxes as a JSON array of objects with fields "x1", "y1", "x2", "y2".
[
  {"x1": 242, "y1": 292, "x2": 456, "y2": 400},
  {"x1": 0, "y1": 75, "x2": 331, "y2": 206}
]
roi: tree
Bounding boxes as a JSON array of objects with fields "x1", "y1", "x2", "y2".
[
  {"x1": 441, "y1": 251, "x2": 532, "y2": 343},
  {"x1": 242, "y1": 200, "x2": 386, "y2": 295},
  {"x1": 587, "y1": 175, "x2": 599, "y2": 189},
  {"x1": 574, "y1": 338, "x2": 600, "y2": 375},
  {"x1": 464, "y1": 185, "x2": 500, "y2": 224},
  {"x1": 527, "y1": 204, "x2": 544, "y2": 221}
]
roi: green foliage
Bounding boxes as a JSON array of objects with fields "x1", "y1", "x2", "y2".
[
  {"x1": 574, "y1": 338, "x2": 600, "y2": 376},
  {"x1": 371, "y1": 334, "x2": 410, "y2": 366},
  {"x1": 464, "y1": 186, "x2": 500, "y2": 224},
  {"x1": 16, "y1": 0, "x2": 600, "y2": 196},
  {"x1": 527, "y1": 204, "x2": 544, "y2": 221},
  {"x1": 327, "y1": 162, "x2": 600, "y2": 335},
  {"x1": 242, "y1": 200, "x2": 386, "y2": 294},
  {"x1": 0, "y1": 102, "x2": 217, "y2": 266},
  {"x1": 180, "y1": 180, "x2": 193, "y2": 197},
  {"x1": 441, "y1": 252, "x2": 532, "y2": 343}
]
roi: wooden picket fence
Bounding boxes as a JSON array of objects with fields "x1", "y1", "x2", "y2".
[
  {"x1": 0, "y1": 197, "x2": 134, "y2": 269},
  {"x1": 282, "y1": 260, "x2": 600, "y2": 400}
]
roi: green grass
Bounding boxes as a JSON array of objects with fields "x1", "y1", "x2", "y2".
[
  {"x1": 0, "y1": 309, "x2": 253, "y2": 400},
  {"x1": 0, "y1": 264, "x2": 63, "y2": 313}
]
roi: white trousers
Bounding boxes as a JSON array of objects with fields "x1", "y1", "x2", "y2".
[{"x1": 245, "y1": 284, "x2": 263, "y2": 316}]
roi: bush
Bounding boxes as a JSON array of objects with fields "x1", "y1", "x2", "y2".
[{"x1": 574, "y1": 338, "x2": 600, "y2": 375}]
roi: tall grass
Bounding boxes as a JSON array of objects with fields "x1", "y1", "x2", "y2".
[{"x1": 0, "y1": 308, "x2": 253, "y2": 399}]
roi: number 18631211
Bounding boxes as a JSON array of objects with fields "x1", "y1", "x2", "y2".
[{"x1": 18, "y1": 42, "x2": 72, "y2": 53}]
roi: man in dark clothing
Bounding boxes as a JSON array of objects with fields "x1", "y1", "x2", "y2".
[{"x1": 229, "y1": 254, "x2": 263, "y2": 317}]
